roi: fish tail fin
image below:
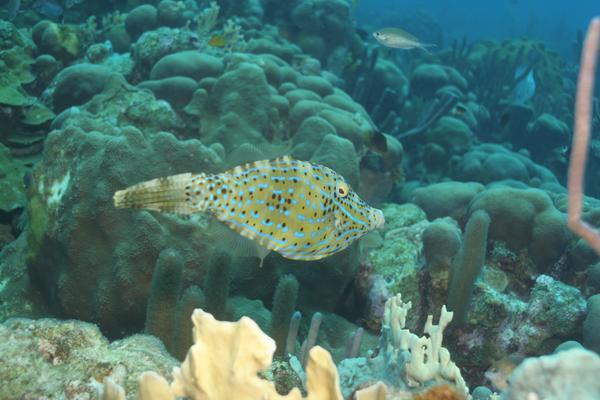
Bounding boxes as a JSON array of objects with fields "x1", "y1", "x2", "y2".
[{"x1": 114, "y1": 173, "x2": 205, "y2": 214}]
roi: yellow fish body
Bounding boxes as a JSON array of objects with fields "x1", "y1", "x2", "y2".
[
  {"x1": 208, "y1": 34, "x2": 226, "y2": 47},
  {"x1": 113, "y1": 157, "x2": 384, "y2": 261}
]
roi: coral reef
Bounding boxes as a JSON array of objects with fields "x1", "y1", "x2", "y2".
[
  {"x1": 503, "y1": 348, "x2": 600, "y2": 399},
  {"x1": 0, "y1": 1, "x2": 598, "y2": 398},
  {"x1": 337, "y1": 294, "x2": 468, "y2": 398},
  {"x1": 25, "y1": 83, "x2": 223, "y2": 337},
  {"x1": 0, "y1": 317, "x2": 177, "y2": 398}
]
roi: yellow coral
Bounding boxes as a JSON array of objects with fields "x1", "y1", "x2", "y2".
[{"x1": 137, "y1": 309, "x2": 344, "y2": 400}]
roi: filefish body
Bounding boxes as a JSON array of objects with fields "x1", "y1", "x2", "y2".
[{"x1": 114, "y1": 156, "x2": 385, "y2": 261}]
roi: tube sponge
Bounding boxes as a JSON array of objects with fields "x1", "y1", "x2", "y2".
[
  {"x1": 173, "y1": 285, "x2": 205, "y2": 360},
  {"x1": 286, "y1": 310, "x2": 302, "y2": 355},
  {"x1": 583, "y1": 294, "x2": 600, "y2": 352},
  {"x1": 301, "y1": 312, "x2": 323, "y2": 367},
  {"x1": 447, "y1": 209, "x2": 490, "y2": 324},
  {"x1": 145, "y1": 249, "x2": 184, "y2": 350},
  {"x1": 203, "y1": 251, "x2": 231, "y2": 320},
  {"x1": 270, "y1": 274, "x2": 299, "y2": 356}
]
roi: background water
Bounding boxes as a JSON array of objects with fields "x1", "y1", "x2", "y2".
[{"x1": 356, "y1": 0, "x2": 600, "y2": 60}]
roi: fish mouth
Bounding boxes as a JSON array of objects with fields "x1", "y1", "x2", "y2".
[{"x1": 371, "y1": 209, "x2": 385, "y2": 229}]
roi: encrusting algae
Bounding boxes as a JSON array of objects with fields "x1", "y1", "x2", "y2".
[{"x1": 114, "y1": 156, "x2": 385, "y2": 261}]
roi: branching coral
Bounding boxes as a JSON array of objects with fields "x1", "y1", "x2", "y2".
[
  {"x1": 337, "y1": 293, "x2": 469, "y2": 398},
  {"x1": 381, "y1": 294, "x2": 469, "y2": 395},
  {"x1": 194, "y1": 1, "x2": 220, "y2": 37}
]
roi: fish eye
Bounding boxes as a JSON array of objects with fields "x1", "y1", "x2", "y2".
[{"x1": 336, "y1": 182, "x2": 349, "y2": 197}]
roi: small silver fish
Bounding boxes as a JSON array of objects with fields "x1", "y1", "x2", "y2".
[
  {"x1": 7, "y1": 0, "x2": 21, "y2": 20},
  {"x1": 372, "y1": 27, "x2": 436, "y2": 53},
  {"x1": 114, "y1": 156, "x2": 385, "y2": 261},
  {"x1": 513, "y1": 66, "x2": 536, "y2": 104}
]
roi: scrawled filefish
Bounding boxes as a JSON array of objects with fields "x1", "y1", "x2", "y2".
[{"x1": 114, "y1": 156, "x2": 385, "y2": 261}]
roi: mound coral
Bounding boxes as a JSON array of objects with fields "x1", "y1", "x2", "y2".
[
  {"x1": 451, "y1": 144, "x2": 559, "y2": 188},
  {"x1": 31, "y1": 20, "x2": 88, "y2": 61},
  {"x1": 468, "y1": 187, "x2": 569, "y2": 269},
  {"x1": 25, "y1": 83, "x2": 223, "y2": 337}
]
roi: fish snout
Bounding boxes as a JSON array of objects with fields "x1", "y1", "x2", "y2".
[{"x1": 370, "y1": 208, "x2": 385, "y2": 229}]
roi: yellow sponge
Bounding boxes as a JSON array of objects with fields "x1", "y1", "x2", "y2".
[{"x1": 138, "y1": 309, "x2": 344, "y2": 400}]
